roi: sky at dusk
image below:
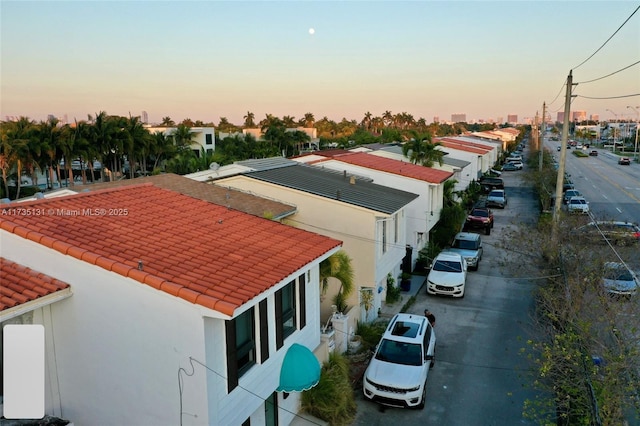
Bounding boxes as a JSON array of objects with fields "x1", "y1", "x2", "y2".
[{"x1": 1, "y1": 1, "x2": 639, "y2": 125}]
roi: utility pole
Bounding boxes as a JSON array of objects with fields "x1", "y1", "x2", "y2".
[
  {"x1": 539, "y1": 102, "x2": 546, "y2": 172},
  {"x1": 552, "y1": 71, "x2": 576, "y2": 236}
]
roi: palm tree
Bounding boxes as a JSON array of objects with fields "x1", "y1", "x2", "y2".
[
  {"x1": 173, "y1": 124, "x2": 194, "y2": 153},
  {"x1": 403, "y1": 131, "x2": 444, "y2": 167},
  {"x1": 361, "y1": 111, "x2": 372, "y2": 130},
  {"x1": 243, "y1": 111, "x2": 255, "y2": 128},
  {"x1": 282, "y1": 115, "x2": 297, "y2": 128},
  {"x1": 319, "y1": 250, "x2": 355, "y2": 314},
  {"x1": 150, "y1": 131, "x2": 176, "y2": 171},
  {"x1": 161, "y1": 116, "x2": 175, "y2": 126},
  {"x1": 302, "y1": 112, "x2": 315, "y2": 128},
  {"x1": 382, "y1": 110, "x2": 393, "y2": 128},
  {"x1": 4, "y1": 117, "x2": 35, "y2": 199}
]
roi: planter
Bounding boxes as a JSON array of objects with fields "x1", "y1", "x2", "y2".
[{"x1": 400, "y1": 279, "x2": 411, "y2": 291}]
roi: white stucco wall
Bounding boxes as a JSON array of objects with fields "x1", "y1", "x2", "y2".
[
  {"x1": 300, "y1": 159, "x2": 440, "y2": 259},
  {"x1": 1, "y1": 230, "x2": 328, "y2": 426},
  {"x1": 438, "y1": 148, "x2": 484, "y2": 180},
  {"x1": 212, "y1": 176, "x2": 408, "y2": 326}
]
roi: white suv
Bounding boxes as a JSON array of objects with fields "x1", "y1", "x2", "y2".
[
  {"x1": 363, "y1": 313, "x2": 436, "y2": 409},
  {"x1": 426, "y1": 251, "x2": 467, "y2": 297}
]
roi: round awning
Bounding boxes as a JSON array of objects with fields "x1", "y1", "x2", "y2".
[{"x1": 277, "y1": 343, "x2": 321, "y2": 392}]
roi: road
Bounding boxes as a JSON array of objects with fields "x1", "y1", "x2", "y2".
[
  {"x1": 351, "y1": 170, "x2": 543, "y2": 425},
  {"x1": 547, "y1": 140, "x2": 640, "y2": 225}
]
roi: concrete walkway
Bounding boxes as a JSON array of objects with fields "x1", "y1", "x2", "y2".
[{"x1": 379, "y1": 274, "x2": 426, "y2": 318}]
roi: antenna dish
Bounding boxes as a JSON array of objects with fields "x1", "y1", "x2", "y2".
[{"x1": 209, "y1": 162, "x2": 220, "y2": 171}]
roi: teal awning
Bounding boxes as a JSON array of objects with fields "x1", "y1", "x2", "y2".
[{"x1": 277, "y1": 343, "x2": 321, "y2": 392}]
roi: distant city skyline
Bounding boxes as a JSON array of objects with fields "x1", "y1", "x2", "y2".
[{"x1": 2, "y1": 2, "x2": 638, "y2": 126}]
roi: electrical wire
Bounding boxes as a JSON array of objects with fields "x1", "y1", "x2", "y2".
[
  {"x1": 576, "y1": 93, "x2": 640, "y2": 100},
  {"x1": 572, "y1": 4, "x2": 640, "y2": 70},
  {"x1": 178, "y1": 356, "x2": 325, "y2": 426},
  {"x1": 575, "y1": 60, "x2": 640, "y2": 84}
]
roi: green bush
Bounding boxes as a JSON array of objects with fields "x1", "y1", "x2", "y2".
[
  {"x1": 300, "y1": 352, "x2": 356, "y2": 426},
  {"x1": 356, "y1": 320, "x2": 388, "y2": 350},
  {"x1": 572, "y1": 150, "x2": 588, "y2": 157}
]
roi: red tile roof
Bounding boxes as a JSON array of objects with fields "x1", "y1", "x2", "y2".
[
  {"x1": 313, "y1": 151, "x2": 453, "y2": 183},
  {"x1": 434, "y1": 138, "x2": 489, "y2": 154},
  {"x1": 74, "y1": 173, "x2": 297, "y2": 219},
  {"x1": 436, "y1": 137, "x2": 492, "y2": 152},
  {"x1": 0, "y1": 258, "x2": 70, "y2": 311},
  {"x1": 0, "y1": 185, "x2": 341, "y2": 317}
]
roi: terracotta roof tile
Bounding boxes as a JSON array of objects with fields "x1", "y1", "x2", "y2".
[
  {"x1": 321, "y1": 151, "x2": 453, "y2": 183},
  {"x1": 74, "y1": 173, "x2": 297, "y2": 220},
  {"x1": 0, "y1": 185, "x2": 343, "y2": 316},
  {"x1": 0, "y1": 258, "x2": 70, "y2": 311}
]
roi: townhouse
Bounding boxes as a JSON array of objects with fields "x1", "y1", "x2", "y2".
[
  {"x1": 292, "y1": 151, "x2": 454, "y2": 269},
  {"x1": 1, "y1": 184, "x2": 341, "y2": 425}
]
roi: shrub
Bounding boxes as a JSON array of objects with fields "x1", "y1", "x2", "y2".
[{"x1": 300, "y1": 352, "x2": 356, "y2": 426}]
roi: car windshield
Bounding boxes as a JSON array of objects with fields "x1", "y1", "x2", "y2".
[
  {"x1": 488, "y1": 191, "x2": 503, "y2": 197},
  {"x1": 453, "y1": 239, "x2": 478, "y2": 250},
  {"x1": 375, "y1": 339, "x2": 423, "y2": 366},
  {"x1": 471, "y1": 209, "x2": 488, "y2": 217},
  {"x1": 605, "y1": 267, "x2": 634, "y2": 281},
  {"x1": 570, "y1": 199, "x2": 586, "y2": 205},
  {"x1": 433, "y1": 260, "x2": 463, "y2": 272}
]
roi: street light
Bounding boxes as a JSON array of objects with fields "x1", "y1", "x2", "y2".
[
  {"x1": 606, "y1": 109, "x2": 619, "y2": 150},
  {"x1": 627, "y1": 106, "x2": 639, "y2": 163}
]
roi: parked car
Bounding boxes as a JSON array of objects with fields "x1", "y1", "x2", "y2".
[
  {"x1": 602, "y1": 262, "x2": 638, "y2": 296},
  {"x1": 506, "y1": 154, "x2": 523, "y2": 162},
  {"x1": 464, "y1": 204, "x2": 494, "y2": 235},
  {"x1": 448, "y1": 232, "x2": 483, "y2": 271},
  {"x1": 363, "y1": 313, "x2": 436, "y2": 409},
  {"x1": 576, "y1": 221, "x2": 640, "y2": 245},
  {"x1": 478, "y1": 176, "x2": 504, "y2": 193},
  {"x1": 557, "y1": 146, "x2": 561, "y2": 151},
  {"x1": 426, "y1": 251, "x2": 467, "y2": 298},
  {"x1": 488, "y1": 168, "x2": 502, "y2": 177},
  {"x1": 567, "y1": 196, "x2": 589, "y2": 214},
  {"x1": 563, "y1": 189, "x2": 582, "y2": 204},
  {"x1": 486, "y1": 189, "x2": 507, "y2": 209},
  {"x1": 502, "y1": 163, "x2": 519, "y2": 171},
  {"x1": 618, "y1": 157, "x2": 631, "y2": 165},
  {"x1": 505, "y1": 160, "x2": 523, "y2": 170},
  {"x1": 562, "y1": 181, "x2": 575, "y2": 192},
  {"x1": 589, "y1": 150, "x2": 598, "y2": 156}
]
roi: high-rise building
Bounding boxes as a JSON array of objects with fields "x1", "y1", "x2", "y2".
[
  {"x1": 451, "y1": 113, "x2": 466, "y2": 123},
  {"x1": 572, "y1": 110, "x2": 587, "y2": 122},
  {"x1": 433, "y1": 116, "x2": 440, "y2": 124},
  {"x1": 507, "y1": 114, "x2": 518, "y2": 124},
  {"x1": 141, "y1": 111, "x2": 149, "y2": 124},
  {"x1": 557, "y1": 112, "x2": 564, "y2": 123},
  {"x1": 590, "y1": 114, "x2": 599, "y2": 122}
]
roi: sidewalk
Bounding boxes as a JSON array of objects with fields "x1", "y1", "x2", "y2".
[{"x1": 379, "y1": 274, "x2": 426, "y2": 318}]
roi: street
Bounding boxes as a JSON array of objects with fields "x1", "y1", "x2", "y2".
[{"x1": 352, "y1": 169, "x2": 543, "y2": 425}]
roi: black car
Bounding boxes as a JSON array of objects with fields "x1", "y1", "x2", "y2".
[
  {"x1": 478, "y1": 176, "x2": 504, "y2": 193},
  {"x1": 589, "y1": 150, "x2": 598, "y2": 156},
  {"x1": 618, "y1": 157, "x2": 631, "y2": 165}
]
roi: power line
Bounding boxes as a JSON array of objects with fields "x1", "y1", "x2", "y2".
[
  {"x1": 576, "y1": 93, "x2": 640, "y2": 100},
  {"x1": 575, "y1": 60, "x2": 640, "y2": 84},
  {"x1": 572, "y1": 4, "x2": 640, "y2": 70},
  {"x1": 178, "y1": 356, "x2": 324, "y2": 426}
]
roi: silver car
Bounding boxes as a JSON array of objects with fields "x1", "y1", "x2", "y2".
[
  {"x1": 448, "y1": 232, "x2": 483, "y2": 271},
  {"x1": 486, "y1": 189, "x2": 507, "y2": 209},
  {"x1": 603, "y1": 262, "x2": 638, "y2": 296}
]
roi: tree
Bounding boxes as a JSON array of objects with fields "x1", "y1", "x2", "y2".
[
  {"x1": 282, "y1": 115, "x2": 297, "y2": 128},
  {"x1": 243, "y1": 111, "x2": 255, "y2": 128},
  {"x1": 402, "y1": 131, "x2": 444, "y2": 167},
  {"x1": 361, "y1": 111, "x2": 372, "y2": 130},
  {"x1": 4, "y1": 117, "x2": 35, "y2": 199},
  {"x1": 319, "y1": 250, "x2": 354, "y2": 314},
  {"x1": 161, "y1": 116, "x2": 175, "y2": 126},
  {"x1": 302, "y1": 112, "x2": 315, "y2": 128}
]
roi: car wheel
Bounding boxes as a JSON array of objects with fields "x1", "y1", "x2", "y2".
[
  {"x1": 485, "y1": 225, "x2": 491, "y2": 235},
  {"x1": 417, "y1": 383, "x2": 427, "y2": 409}
]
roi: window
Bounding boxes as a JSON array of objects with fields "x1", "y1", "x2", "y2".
[
  {"x1": 206, "y1": 134, "x2": 213, "y2": 145},
  {"x1": 275, "y1": 281, "x2": 296, "y2": 349},
  {"x1": 394, "y1": 213, "x2": 399, "y2": 243},
  {"x1": 382, "y1": 220, "x2": 387, "y2": 254},
  {"x1": 225, "y1": 308, "x2": 255, "y2": 392}
]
